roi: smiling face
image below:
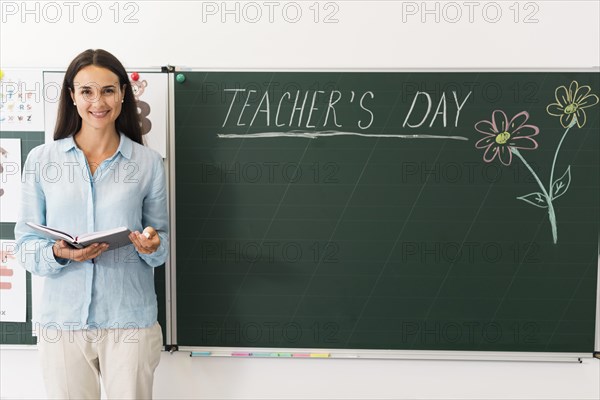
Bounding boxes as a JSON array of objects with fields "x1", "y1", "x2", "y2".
[{"x1": 70, "y1": 65, "x2": 126, "y2": 132}]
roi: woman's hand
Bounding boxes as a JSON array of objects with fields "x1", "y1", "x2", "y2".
[
  {"x1": 129, "y1": 226, "x2": 160, "y2": 254},
  {"x1": 53, "y1": 240, "x2": 109, "y2": 262}
]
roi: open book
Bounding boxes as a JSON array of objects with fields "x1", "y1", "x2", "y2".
[{"x1": 26, "y1": 222, "x2": 132, "y2": 250}]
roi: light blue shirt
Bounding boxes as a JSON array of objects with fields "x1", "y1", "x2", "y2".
[{"x1": 14, "y1": 133, "x2": 168, "y2": 330}]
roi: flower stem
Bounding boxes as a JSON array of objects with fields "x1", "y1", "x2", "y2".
[
  {"x1": 549, "y1": 120, "x2": 575, "y2": 193},
  {"x1": 511, "y1": 148, "x2": 558, "y2": 244}
]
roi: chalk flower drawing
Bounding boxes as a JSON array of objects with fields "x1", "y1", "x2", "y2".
[
  {"x1": 546, "y1": 81, "x2": 599, "y2": 128},
  {"x1": 475, "y1": 111, "x2": 555, "y2": 242},
  {"x1": 474, "y1": 81, "x2": 598, "y2": 244},
  {"x1": 474, "y1": 110, "x2": 539, "y2": 166}
]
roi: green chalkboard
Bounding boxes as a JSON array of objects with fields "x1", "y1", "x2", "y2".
[
  {"x1": 173, "y1": 72, "x2": 599, "y2": 352},
  {"x1": 0, "y1": 130, "x2": 167, "y2": 346},
  {"x1": 0, "y1": 131, "x2": 43, "y2": 345}
]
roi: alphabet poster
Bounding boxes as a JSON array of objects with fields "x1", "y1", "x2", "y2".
[
  {"x1": 0, "y1": 240, "x2": 26, "y2": 323},
  {"x1": 0, "y1": 69, "x2": 45, "y2": 131},
  {"x1": 0, "y1": 138, "x2": 22, "y2": 222}
]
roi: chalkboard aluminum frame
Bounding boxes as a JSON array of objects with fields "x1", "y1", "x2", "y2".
[{"x1": 164, "y1": 67, "x2": 600, "y2": 362}]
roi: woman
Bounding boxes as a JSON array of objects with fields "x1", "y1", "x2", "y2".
[{"x1": 14, "y1": 49, "x2": 168, "y2": 399}]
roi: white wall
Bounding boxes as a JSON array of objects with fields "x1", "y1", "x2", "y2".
[
  {"x1": 1, "y1": 1, "x2": 599, "y2": 399},
  {"x1": 1, "y1": 348, "x2": 599, "y2": 399},
  {"x1": 2, "y1": 0, "x2": 599, "y2": 69}
]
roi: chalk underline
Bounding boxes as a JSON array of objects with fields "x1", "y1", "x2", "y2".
[{"x1": 217, "y1": 131, "x2": 469, "y2": 141}]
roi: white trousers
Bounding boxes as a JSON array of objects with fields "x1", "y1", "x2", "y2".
[{"x1": 38, "y1": 322, "x2": 163, "y2": 400}]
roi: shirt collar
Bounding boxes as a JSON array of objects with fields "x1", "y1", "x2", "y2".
[
  {"x1": 59, "y1": 136, "x2": 77, "y2": 152},
  {"x1": 60, "y1": 132, "x2": 133, "y2": 160},
  {"x1": 115, "y1": 132, "x2": 133, "y2": 159}
]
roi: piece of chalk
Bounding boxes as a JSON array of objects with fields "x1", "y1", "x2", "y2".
[
  {"x1": 310, "y1": 353, "x2": 330, "y2": 358},
  {"x1": 142, "y1": 227, "x2": 156, "y2": 239},
  {"x1": 334, "y1": 354, "x2": 359, "y2": 358},
  {"x1": 277, "y1": 353, "x2": 293, "y2": 357},
  {"x1": 251, "y1": 352, "x2": 278, "y2": 357},
  {"x1": 292, "y1": 353, "x2": 311, "y2": 358},
  {"x1": 231, "y1": 352, "x2": 251, "y2": 357},
  {"x1": 190, "y1": 351, "x2": 211, "y2": 357}
]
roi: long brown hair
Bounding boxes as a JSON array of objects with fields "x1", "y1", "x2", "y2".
[{"x1": 53, "y1": 49, "x2": 142, "y2": 144}]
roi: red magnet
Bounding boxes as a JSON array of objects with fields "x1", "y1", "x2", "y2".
[{"x1": 130, "y1": 72, "x2": 139, "y2": 81}]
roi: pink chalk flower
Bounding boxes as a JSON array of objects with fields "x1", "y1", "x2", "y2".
[{"x1": 474, "y1": 110, "x2": 539, "y2": 166}]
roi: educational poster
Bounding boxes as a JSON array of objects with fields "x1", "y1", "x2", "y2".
[
  {"x1": 130, "y1": 72, "x2": 168, "y2": 157},
  {"x1": 0, "y1": 69, "x2": 45, "y2": 131},
  {"x1": 0, "y1": 138, "x2": 22, "y2": 222},
  {"x1": 0, "y1": 240, "x2": 26, "y2": 323},
  {"x1": 43, "y1": 71, "x2": 168, "y2": 157}
]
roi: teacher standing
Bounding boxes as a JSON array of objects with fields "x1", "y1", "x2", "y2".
[{"x1": 14, "y1": 49, "x2": 168, "y2": 399}]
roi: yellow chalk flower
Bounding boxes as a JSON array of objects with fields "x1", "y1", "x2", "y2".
[{"x1": 547, "y1": 81, "x2": 598, "y2": 128}]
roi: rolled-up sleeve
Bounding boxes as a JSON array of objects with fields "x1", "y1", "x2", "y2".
[{"x1": 14, "y1": 149, "x2": 71, "y2": 276}]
